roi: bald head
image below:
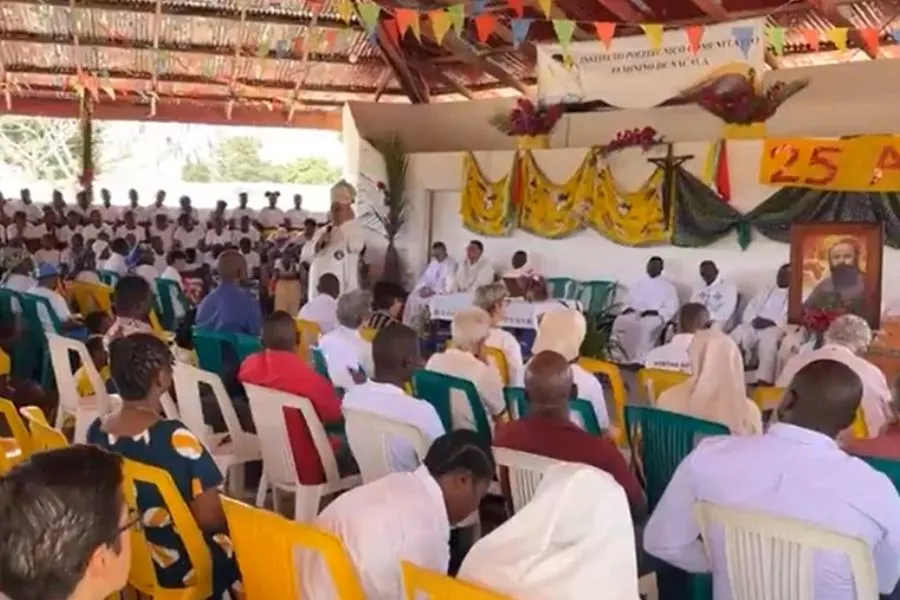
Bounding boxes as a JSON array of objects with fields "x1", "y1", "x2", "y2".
[
  {"x1": 525, "y1": 351, "x2": 575, "y2": 416},
  {"x1": 372, "y1": 323, "x2": 420, "y2": 383},
  {"x1": 262, "y1": 311, "x2": 298, "y2": 352},
  {"x1": 678, "y1": 303, "x2": 710, "y2": 334},
  {"x1": 218, "y1": 249, "x2": 246, "y2": 282},
  {"x1": 778, "y1": 359, "x2": 863, "y2": 437}
]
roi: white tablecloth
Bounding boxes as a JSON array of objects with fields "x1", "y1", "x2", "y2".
[{"x1": 429, "y1": 293, "x2": 580, "y2": 329}]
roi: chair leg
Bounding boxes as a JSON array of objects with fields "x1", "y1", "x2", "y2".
[
  {"x1": 226, "y1": 464, "x2": 244, "y2": 498},
  {"x1": 254, "y1": 472, "x2": 268, "y2": 507}
]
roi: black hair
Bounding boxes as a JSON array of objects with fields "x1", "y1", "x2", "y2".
[
  {"x1": 424, "y1": 430, "x2": 495, "y2": 482},
  {"x1": 85, "y1": 334, "x2": 106, "y2": 357},
  {"x1": 0, "y1": 446, "x2": 124, "y2": 600},
  {"x1": 83, "y1": 311, "x2": 109, "y2": 335},
  {"x1": 372, "y1": 322, "x2": 418, "y2": 376},
  {"x1": 303, "y1": 218, "x2": 317, "y2": 228},
  {"x1": 112, "y1": 275, "x2": 152, "y2": 317},
  {"x1": 372, "y1": 280, "x2": 408, "y2": 311},
  {"x1": 432, "y1": 241, "x2": 446, "y2": 251},
  {"x1": 167, "y1": 250, "x2": 186, "y2": 265},
  {"x1": 109, "y1": 237, "x2": 129, "y2": 255},
  {"x1": 469, "y1": 240, "x2": 483, "y2": 252},
  {"x1": 262, "y1": 310, "x2": 298, "y2": 351},
  {"x1": 108, "y1": 333, "x2": 174, "y2": 401}
]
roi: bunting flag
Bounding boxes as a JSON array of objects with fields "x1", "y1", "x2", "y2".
[
  {"x1": 552, "y1": 19, "x2": 576, "y2": 50},
  {"x1": 507, "y1": 0, "x2": 524, "y2": 18},
  {"x1": 473, "y1": 14, "x2": 496, "y2": 42},
  {"x1": 640, "y1": 23, "x2": 663, "y2": 49},
  {"x1": 767, "y1": 26, "x2": 785, "y2": 55},
  {"x1": 274, "y1": 39, "x2": 289, "y2": 58},
  {"x1": 429, "y1": 10, "x2": 453, "y2": 45},
  {"x1": 383, "y1": 18, "x2": 399, "y2": 46},
  {"x1": 799, "y1": 28, "x2": 819, "y2": 51},
  {"x1": 395, "y1": 8, "x2": 421, "y2": 41},
  {"x1": 257, "y1": 38, "x2": 270, "y2": 58},
  {"x1": 471, "y1": 0, "x2": 487, "y2": 16},
  {"x1": 891, "y1": 29, "x2": 900, "y2": 44},
  {"x1": 594, "y1": 22, "x2": 616, "y2": 49},
  {"x1": 511, "y1": 18, "x2": 533, "y2": 48},
  {"x1": 859, "y1": 27, "x2": 881, "y2": 55},
  {"x1": 535, "y1": 0, "x2": 552, "y2": 18},
  {"x1": 731, "y1": 25, "x2": 754, "y2": 58},
  {"x1": 685, "y1": 25, "x2": 704, "y2": 55},
  {"x1": 826, "y1": 27, "x2": 847, "y2": 50},
  {"x1": 447, "y1": 4, "x2": 466, "y2": 35},
  {"x1": 357, "y1": 0, "x2": 382, "y2": 36},
  {"x1": 336, "y1": 0, "x2": 353, "y2": 23}
]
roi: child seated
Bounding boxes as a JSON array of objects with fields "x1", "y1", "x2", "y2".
[{"x1": 75, "y1": 335, "x2": 111, "y2": 397}]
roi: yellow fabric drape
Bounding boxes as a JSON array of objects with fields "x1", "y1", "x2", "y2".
[
  {"x1": 518, "y1": 150, "x2": 596, "y2": 239},
  {"x1": 459, "y1": 152, "x2": 516, "y2": 236},
  {"x1": 585, "y1": 166, "x2": 670, "y2": 246}
]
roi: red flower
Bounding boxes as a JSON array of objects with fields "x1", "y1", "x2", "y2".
[{"x1": 376, "y1": 181, "x2": 386, "y2": 191}]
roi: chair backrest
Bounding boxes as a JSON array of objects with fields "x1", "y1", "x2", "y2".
[
  {"x1": 155, "y1": 279, "x2": 188, "y2": 331},
  {"x1": 858, "y1": 455, "x2": 900, "y2": 493},
  {"x1": 411, "y1": 369, "x2": 492, "y2": 444},
  {"x1": 577, "y1": 280, "x2": 616, "y2": 315},
  {"x1": 19, "y1": 407, "x2": 68, "y2": 451},
  {"x1": 310, "y1": 346, "x2": 331, "y2": 381},
  {"x1": 295, "y1": 319, "x2": 322, "y2": 362},
  {"x1": 121, "y1": 458, "x2": 212, "y2": 599},
  {"x1": 192, "y1": 327, "x2": 232, "y2": 375},
  {"x1": 47, "y1": 333, "x2": 112, "y2": 419},
  {"x1": 625, "y1": 405, "x2": 730, "y2": 511},
  {"x1": 577, "y1": 357, "x2": 627, "y2": 443},
  {"x1": 20, "y1": 292, "x2": 62, "y2": 333},
  {"x1": 98, "y1": 270, "x2": 120, "y2": 287},
  {"x1": 222, "y1": 497, "x2": 365, "y2": 600},
  {"x1": 502, "y1": 387, "x2": 527, "y2": 420},
  {"x1": 694, "y1": 501, "x2": 879, "y2": 600},
  {"x1": 751, "y1": 385, "x2": 784, "y2": 410},
  {"x1": 850, "y1": 408, "x2": 868, "y2": 439},
  {"x1": 343, "y1": 407, "x2": 429, "y2": 483},
  {"x1": 484, "y1": 346, "x2": 509, "y2": 386},
  {"x1": 402, "y1": 561, "x2": 513, "y2": 600},
  {"x1": 0, "y1": 397, "x2": 34, "y2": 457},
  {"x1": 233, "y1": 332, "x2": 263, "y2": 362},
  {"x1": 359, "y1": 326, "x2": 377, "y2": 342},
  {"x1": 637, "y1": 367, "x2": 691, "y2": 404},
  {"x1": 545, "y1": 277, "x2": 577, "y2": 301},
  {"x1": 492, "y1": 446, "x2": 563, "y2": 514},
  {"x1": 503, "y1": 386, "x2": 602, "y2": 435}
]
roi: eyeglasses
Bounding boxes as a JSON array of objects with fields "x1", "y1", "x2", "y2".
[{"x1": 114, "y1": 508, "x2": 142, "y2": 539}]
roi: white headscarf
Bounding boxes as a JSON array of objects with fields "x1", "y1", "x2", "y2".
[
  {"x1": 531, "y1": 309, "x2": 586, "y2": 362},
  {"x1": 458, "y1": 463, "x2": 641, "y2": 600}
]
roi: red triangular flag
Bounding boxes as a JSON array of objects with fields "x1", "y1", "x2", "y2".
[
  {"x1": 473, "y1": 14, "x2": 496, "y2": 43},
  {"x1": 685, "y1": 25, "x2": 704, "y2": 55},
  {"x1": 859, "y1": 27, "x2": 881, "y2": 55},
  {"x1": 322, "y1": 29, "x2": 338, "y2": 49},
  {"x1": 715, "y1": 141, "x2": 732, "y2": 203},
  {"x1": 291, "y1": 34, "x2": 304, "y2": 54},
  {"x1": 593, "y1": 22, "x2": 616, "y2": 49},
  {"x1": 384, "y1": 18, "x2": 400, "y2": 47},
  {"x1": 799, "y1": 28, "x2": 820, "y2": 51},
  {"x1": 507, "y1": 0, "x2": 524, "y2": 18},
  {"x1": 394, "y1": 8, "x2": 418, "y2": 39}
]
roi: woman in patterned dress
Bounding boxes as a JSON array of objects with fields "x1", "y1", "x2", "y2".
[{"x1": 87, "y1": 333, "x2": 242, "y2": 599}]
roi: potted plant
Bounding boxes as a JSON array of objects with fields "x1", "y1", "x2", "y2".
[{"x1": 363, "y1": 135, "x2": 408, "y2": 285}]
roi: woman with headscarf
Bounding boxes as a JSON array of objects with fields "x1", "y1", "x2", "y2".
[
  {"x1": 656, "y1": 328, "x2": 763, "y2": 435},
  {"x1": 458, "y1": 463, "x2": 641, "y2": 600},
  {"x1": 306, "y1": 181, "x2": 366, "y2": 300}
]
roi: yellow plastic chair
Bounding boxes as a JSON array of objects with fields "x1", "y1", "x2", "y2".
[
  {"x1": 295, "y1": 319, "x2": 322, "y2": 362},
  {"x1": 637, "y1": 368, "x2": 690, "y2": 404},
  {"x1": 121, "y1": 459, "x2": 212, "y2": 600},
  {"x1": 752, "y1": 385, "x2": 785, "y2": 410},
  {"x1": 19, "y1": 406, "x2": 68, "y2": 451},
  {"x1": 851, "y1": 408, "x2": 868, "y2": 439},
  {"x1": 360, "y1": 326, "x2": 377, "y2": 342},
  {"x1": 0, "y1": 397, "x2": 33, "y2": 460},
  {"x1": 402, "y1": 561, "x2": 513, "y2": 600},
  {"x1": 484, "y1": 346, "x2": 510, "y2": 386},
  {"x1": 222, "y1": 497, "x2": 364, "y2": 599},
  {"x1": 68, "y1": 281, "x2": 114, "y2": 315},
  {"x1": 578, "y1": 357, "x2": 628, "y2": 445}
]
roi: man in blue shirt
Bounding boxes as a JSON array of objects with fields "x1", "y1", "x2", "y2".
[{"x1": 196, "y1": 250, "x2": 261, "y2": 337}]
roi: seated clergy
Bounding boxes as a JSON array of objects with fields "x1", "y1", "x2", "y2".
[
  {"x1": 611, "y1": 256, "x2": 679, "y2": 363},
  {"x1": 402, "y1": 241, "x2": 456, "y2": 328},
  {"x1": 644, "y1": 303, "x2": 710, "y2": 373},
  {"x1": 502, "y1": 250, "x2": 539, "y2": 280},
  {"x1": 452, "y1": 240, "x2": 495, "y2": 293},
  {"x1": 778, "y1": 314, "x2": 891, "y2": 437},
  {"x1": 645, "y1": 360, "x2": 900, "y2": 599},
  {"x1": 425, "y1": 307, "x2": 508, "y2": 430},
  {"x1": 691, "y1": 260, "x2": 738, "y2": 332},
  {"x1": 730, "y1": 264, "x2": 790, "y2": 385}
]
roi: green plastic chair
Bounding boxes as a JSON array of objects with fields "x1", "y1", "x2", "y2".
[
  {"x1": 412, "y1": 369, "x2": 492, "y2": 444},
  {"x1": 98, "y1": 270, "x2": 120, "y2": 287},
  {"x1": 311, "y1": 346, "x2": 331, "y2": 381},
  {"x1": 546, "y1": 277, "x2": 577, "y2": 300},
  {"x1": 576, "y1": 280, "x2": 617, "y2": 316},
  {"x1": 0, "y1": 289, "x2": 39, "y2": 381},
  {"x1": 858, "y1": 455, "x2": 900, "y2": 493},
  {"x1": 156, "y1": 279, "x2": 190, "y2": 331},
  {"x1": 19, "y1": 293, "x2": 62, "y2": 388},
  {"x1": 232, "y1": 333, "x2": 262, "y2": 362},
  {"x1": 192, "y1": 328, "x2": 261, "y2": 377},
  {"x1": 503, "y1": 386, "x2": 602, "y2": 434}
]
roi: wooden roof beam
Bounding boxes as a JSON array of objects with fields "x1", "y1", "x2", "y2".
[
  {"x1": 414, "y1": 60, "x2": 474, "y2": 99},
  {"x1": 590, "y1": 0, "x2": 646, "y2": 24},
  {"x1": 373, "y1": 68, "x2": 394, "y2": 102},
  {"x1": 683, "y1": 0, "x2": 730, "y2": 20},
  {"x1": 355, "y1": 4, "x2": 429, "y2": 104}
]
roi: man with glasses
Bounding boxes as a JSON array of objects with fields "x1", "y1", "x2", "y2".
[{"x1": 0, "y1": 445, "x2": 133, "y2": 600}]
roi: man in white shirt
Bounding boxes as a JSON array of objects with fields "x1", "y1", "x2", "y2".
[
  {"x1": 177, "y1": 195, "x2": 200, "y2": 225},
  {"x1": 96, "y1": 188, "x2": 118, "y2": 224},
  {"x1": 234, "y1": 215, "x2": 261, "y2": 245},
  {"x1": 611, "y1": 256, "x2": 680, "y2": 364},
  {"x1": 148, "y1": 213, "x2": 173, "y2": 251},
  {"x1": 82, "y1": 209, "x2": 112, "y2": 243},
  {"x1": 0, "y1": 248, "x2": 36, "y2": 294},
  {"x1": 502, "y1": 249, "x2": 539, "y2": 280},
  {"x1": 403, "y1": 241, "x2": 457, "y2": 328},
  {"x1": 318, "y1": 290, "x2": 374, "y2": 391},
  {"x1": 731, "y1": 263, "x2": 791, "y2": 384},
  {"x1": 144, "y1": 190, "x2": 168, "y2": 225},
  {"x1": 204, "y1": 216, "x2": 234, "y2": 249},
  {"x1": 298, "y1": 273, "x2": 340, "y2": 333},
  {"x1": 691, "y1": 260, "x2": 738, "y2": 332},
  {"x1": 285, "y1": 193, "x2": 307, "y2": 230},
  {"x1": 115, "y1": 211, "x2": 146, "y2": 247},
  {"x1": 27, "y1": 262, "x2": 83, "y2": 334},
  {"x1": 258, "y1": 191, "x2": 285, "y2": 230},
  {"x1": 300, "y1": 430, "x2": 494, "y2": 600},
  {"x1": 229, "y1": 192, "x2": 255, "y2": 226},
  {"x1": 4, "y1": 211, "x2": 33, "y2": 247},
  {"x1": 172, "y1": 214, "x2": 205, "y2": 251},
  {"x1": 453, "y1": 240, "x2": 495, "y2": 293},
  {"x1": 13, "y1": 189, "x2": 42, "y2": 223},
  {"x1": 644, "y1": 303, "x2": 710, "y2": 373},
  {"x1": 101, "y1": 238, "x2": 130, "y2": 277},
  {"x1": 778, "y1": 314, "x2": 891, "y2": 437},
  {"x1": 56, "y1": 210, "x2": 82, "y2": 248},
  {"x1": 344, "y1": 323, "x2": 445, "y2": 474},
  {"x1": 645, "y1": 359, "x2": 900, "y2": 600},
  {"x1": 34, "y1": 234, "x2": 61, "y2": 268},
  {"x1": 425, "y1": 307, "x2": 507, "y2": 430}
]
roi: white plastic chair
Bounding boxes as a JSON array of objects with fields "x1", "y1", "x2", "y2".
[
  {"x1": 46, "y1": 333, "x2": 113, "y2": 443},
  {"x1": 244, "y1": 383, "x2": 360, "y2": 522},
  {"x1": 172, "y1": 363, "x2": 263, "y2": 499},
  {"x1": 492, "y1": 447, "x2": 565, "y2": 514},
  {"x1": 693, "y1": 501, "x2": 879, "y2": 600},
  {"x1": 343, "y1": 407, "x2": 429, "y2": 483}
]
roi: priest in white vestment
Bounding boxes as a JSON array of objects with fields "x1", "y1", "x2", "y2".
[
  {"x1": 307, "y1": 181, "x2": 366, "y2": 299},
  {"x1": 611, "y1": 256, "x2": 680, "y2": 363},
  {"x1": 452, "y1": 240, "x2": 495, "y2": 292},
  {"x1": 691, "y1": 260, "x2": 738, "y2": 332},
  {"x1": 730, "y1": 264, "x2": 790, "y2": 384},
  {"x1": 402, "y1": 241, "x2": 457, "y2": 327},
  {"x1": 502, "y1": 250, "x2": 540, "y2": 280}
]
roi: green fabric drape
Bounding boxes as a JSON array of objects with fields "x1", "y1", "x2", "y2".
[{"x1": 668, "y1": 167, "x2": 747, "y2": 248}]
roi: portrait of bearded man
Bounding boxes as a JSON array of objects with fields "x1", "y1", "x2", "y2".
[{"x1": 803, "y1": 237, "x2": 866, "y2": 313}]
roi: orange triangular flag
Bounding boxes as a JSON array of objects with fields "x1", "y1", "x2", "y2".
[
  {"x1": 507, "y1": 0, "x2": 525, "y2": 18},
  {"x1": 685, "y1": 25, "x2": 704, "y2": 55},
  {"x1": 859, "y1": 27, "x2": 881, "y2": 55},
  {"x1": 394, "y1": 8, "x2": 420, "y2": 41},
  {"x1": 384, "y1": 18, "x2": 400, "y2": 46},
  {"x1": 593, "y1": 22, "x2": 616, "y2": 49},
  {"x1": 799, "y1": 28, "x2": 820, "y2": 50},
  {"x1": 473, "y1": 14, "x2": 496, "y2": 43}
]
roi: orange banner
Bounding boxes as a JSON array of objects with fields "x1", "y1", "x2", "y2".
[{"x1": 759, "y1": 136, "x2": 900, "y2": 191}]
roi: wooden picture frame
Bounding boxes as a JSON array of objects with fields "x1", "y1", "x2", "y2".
[{"x1": 788, "y1": 222, "x2": 883, "y2": 329}]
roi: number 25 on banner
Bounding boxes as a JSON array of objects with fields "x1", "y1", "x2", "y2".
[{"x1": 765, "y1": 143, "x2": 841, "y2": 186}]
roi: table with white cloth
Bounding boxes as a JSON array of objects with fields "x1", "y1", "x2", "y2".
[{"x1": 428, "y1": 293, "x2": 580, "y2": 330}]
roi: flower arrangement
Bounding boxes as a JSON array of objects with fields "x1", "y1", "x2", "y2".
[
  {"x1": 489, "y1": 98, "x2": 564, "y2": 137},
  {"x1": 680, "y1": 69, "x2": 809, "y2": 125},
  {"x1": 598, "y1": 127, "x2": 666, "y2": 157},
  {"x1": 801, "y1": 306, "x2": 848, "y2": 334}
]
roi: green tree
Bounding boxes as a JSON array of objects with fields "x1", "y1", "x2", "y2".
[{"x1": 0, "y1": 117, "x2": 108, "y2": 181}]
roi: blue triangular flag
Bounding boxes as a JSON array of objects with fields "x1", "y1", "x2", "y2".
[
  {"x1": 731, "y1": 25, "x2": 754, "y2": 59},
  {"x1": 891, "y1": 28, "x2": 900, "y2": 44},
  {"x1": 511, "y1": 18, "x2": 533, "y2": 48},
  {"x1": 471, "y1": 0, "x2": 487, "y2": 16},
  {"x1": 275, "y1": 39, "x2": 289, "y2": 58}
]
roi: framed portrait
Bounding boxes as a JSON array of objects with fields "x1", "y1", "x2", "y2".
[{"x1": 788, "y1": 222, "x2": 884, "y2": 329}]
